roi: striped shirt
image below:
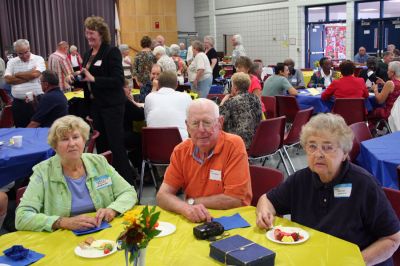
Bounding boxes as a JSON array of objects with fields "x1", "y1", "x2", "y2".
[
  {"x1": 48, "y1": 51, "x2": 73, "y2": 90},
  {"x1": 5, "y1": 53, "x2": 46, "y2": 99}
]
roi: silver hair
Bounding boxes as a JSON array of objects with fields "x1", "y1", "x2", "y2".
[
  {"x1": 69, "y1": 45, "x2": 78, "y2": 52},
  {"x1": 169, "y1": 44, "x2": 180, "y2": 56},
  {"x1": 186, "y1": 98, "x2": 219, "y2": 120},
  {"x1": 13, "y1": 39, "x2": 30, "y2": 49},
  {"x1": 300, "y1": 113, "x2": 354, "y2": 154},
  {"x1": 389, "y1": 61, "x2": 400, "y2": 76},
  {"x1": 119, "y1": 44, "x2": 129, "y2": 52},
  {"x1": 233, "y1": 34, "x2": 242, "y2": 45},
  {"x1": 152, "y1": 45, "x2": 166, "y2": 56},
  {"x1": 204, "y1": 35, "x2": 215, "y2": 46}
]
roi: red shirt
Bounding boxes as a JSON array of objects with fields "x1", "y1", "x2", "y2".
[
  {"x1": 321, "y1": 75, "x2": 369, "y2": 101},
  {"x1": 248, "y1": 74, "x2": 265, "y2": 112}
]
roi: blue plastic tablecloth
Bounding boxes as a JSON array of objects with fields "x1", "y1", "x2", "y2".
[
  {"x1": 0, "y1": 128, "x2": 54, "y2": 187},
  {"x1": 296, "y1": 90, "x2": 378, "y2": 113},
  {"x1": 357, "y1": 131, "x2": 400, "y2": 189}
]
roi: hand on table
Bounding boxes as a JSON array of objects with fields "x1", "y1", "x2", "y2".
[
  {"x1": 256, "y1": 208, "x2": 274, "y2": 230},
  {"x1": 60, "y1": 215, "x2": 98, "y2": 231},
  {"x1": 182, "y1": 204, "x2": 212, "y2": 223},
  {"x1": 95, "y1": 208, "x2": 117, "y2": 227}
]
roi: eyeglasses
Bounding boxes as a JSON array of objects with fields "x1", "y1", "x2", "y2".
[
  {"x1": 188, "y1": 119, "x2": 216, "y2": 130},
  {"x1": 16, "y1": 50, "x2": 30, "y2": 56},
  {"x1": 305, "y1": 143, "x2": 337, "y2": 155}
]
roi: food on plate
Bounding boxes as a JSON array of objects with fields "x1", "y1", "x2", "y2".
[
  {"x1": 78, "y1": 237, "x2": 114, "y2": 254},
  {"x1": 274, "y1": 228, "x2": 304, "y2": 242}
]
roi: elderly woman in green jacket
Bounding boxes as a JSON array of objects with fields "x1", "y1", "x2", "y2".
[{"x1": 16, "y1": 115, "x2": 137, "y2": 232}]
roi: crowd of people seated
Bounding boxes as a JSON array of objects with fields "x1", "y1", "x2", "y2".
[{"x1": 1, "y1": 18, "x2": 400, "y2": 265}]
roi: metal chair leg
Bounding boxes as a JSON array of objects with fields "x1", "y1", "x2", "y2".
[
  {"x1": 148, "y1": 163, "x2": 158, "y2": 190},
  {"x1": 139, "y1": 160, "x2": 146, "y2": 203},
  {"x1": 278, "y1": 150, "x2": 291, "y2": 176},
  {"x1": 283, "y1": 146, "x2": 296, "y2": 173}
]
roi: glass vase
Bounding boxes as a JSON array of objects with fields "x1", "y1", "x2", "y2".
[{"x1": 125, "y1": 248, "x2": 147, "y2": 266}]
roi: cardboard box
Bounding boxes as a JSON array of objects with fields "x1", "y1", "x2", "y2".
[{"x1": 209, "y1": 235, "x2": 275, "y2": 266}]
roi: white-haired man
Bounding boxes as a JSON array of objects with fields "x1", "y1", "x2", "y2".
[
  {"x1": 48, "y1": 41, "x2": 74, "y2": 92},
  {"x1": 231, "y1": 34, "x2": 246, "y2": 65},
  {"x1": 153, "y1": 46, "x2": 176, "y2": 73},
  {"x1": 4, "y1": 39, "x2": 46, "y2": 127},
  {"x1": 156, "y1": 98, "x2": 252, "y2": 223},
  {"x1": 156, "y1": 35, "x2": 170, "y2": 56}
]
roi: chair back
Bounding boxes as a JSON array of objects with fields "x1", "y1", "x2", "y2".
[
  {"x1": 142, "y1": 127, "x2": 182, "y2": 164},
  {"x1": 275, "y1": 95, "x2": 300, "y2": 123},
  {"x1": 0, "y1": 89, "x2": 12, "y2": 105},
  {"x1": 349, "y1": 122, "x2": 372, "y2": 162},
  {"x1": 207, "y1": 94, "x2": 225, "y2": 104},
  {"x1": 284, "y1": 107, "x2": 313, "y2": 145},
  {"x1": 384, "y1": 186, "x2": 400, "y2": 266},
  {"x1": 261, "y1": 96, "x2": 276, "y2": 119},
  {"x1": 248, "y1": 116, "x2": 286, "y2": 158},
  {"x1": 0, "y1": 105, "x2": 14, "y2": 128},
  {"x1": 100, "y1": 150, "x2": 113, "y2": 164},
  {"x1": 249, "y1": 165, "x2": 284, "y2": 206},
  {"x1": 332, "y1": 98, "x2": 365, "y2": 125},
  {"x1": 86, "y1": 130, "x2": 100, "y2": 153},
  {"x1": 16, "y1": 186, "x2": 27, "y2": 207}
]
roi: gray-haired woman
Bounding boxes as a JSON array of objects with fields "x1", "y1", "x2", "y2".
[
  {"x1": 188, "y1": 41, "x2": 213, "y2": 98},
  {"x1": 256, "y1": 113, "x2": 400, "y2": 266},
  {"x1": 119, "y1": 44, "x2": 133, "y2": 88},
  {"x1": 204, "y1": 35, "x2": 220, "y2": 83}
]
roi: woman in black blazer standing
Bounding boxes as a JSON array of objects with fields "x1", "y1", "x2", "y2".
[{"x1": 73, "y1": 16, "x2": 136, "y2": 185}]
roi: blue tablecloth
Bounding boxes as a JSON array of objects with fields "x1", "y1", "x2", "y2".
[
  {"x1": 0, "y1": 128, "x2": 54, "y2": 187},
  {"x1": 296, "y1": 90, "x2": 378, "y2": 113},
  {"x1": 357, "y1": 132, "x2": 400, "y2": 189}
]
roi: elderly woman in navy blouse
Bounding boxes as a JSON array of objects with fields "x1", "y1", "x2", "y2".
[{"x1": 256, "y1": 113, "x2": 400, "y2": 266}]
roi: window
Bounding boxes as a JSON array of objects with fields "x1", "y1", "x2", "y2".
[
  {"x1": 357, "y1": 1, "x2": 380, "y2": 19},
  {"x1": 308, "y1": 6, "x2": 326, "y2": 22},
  {"x1": 383, "y1": 0, "x2": 400, "y2": 18},
  {"x1": 329, "y1": 4, "x2": 346, "y2": 21}
]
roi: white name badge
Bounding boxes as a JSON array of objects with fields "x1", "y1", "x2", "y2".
[
  {"x1": 333, "y1": 183, "x2": 352, "y2": 198},
  {"x1": 209, "y1": 169, "x2": 222, "y2": 181},
  {"x1": 94, "y1": 60, "x2": 102, "y2": 66},
  {"x1": 94, "y1": 175, "x2": 112, "y2": 189}
]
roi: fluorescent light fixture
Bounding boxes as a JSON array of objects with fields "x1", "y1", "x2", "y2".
[
  {"x1": 360, "y1": 8, "x2": 378, "y2": 11},
  {"x1": 387, "y1": 0, "x2": 400, "y2": 2},
  {"x1": 309, "y1": 7, "x2": 325, "y2": 10}
]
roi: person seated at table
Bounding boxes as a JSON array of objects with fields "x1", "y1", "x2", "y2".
[
  {"x1": 358, "y1": 57, "x2": 385, "y2": 90},
  {"x1": 354, "y1": 46, "x2": 369, "y2": 64},
  {"x1": 156, "y1": 98, "x2": 252, "y2": 223},
  {"x1": 284, "y1": 58, "x2": 305, "y2": 89},
  {"x1": 369, "y1": 61, "x2": 400, "y2": 126},
  {"x1": 138, "y1": 63, "x2": 162, "y2": 103},
  {"x1": 220, "y1": 72, "x2": 262, "y2": 149},
  {"x1": 234, "y1": 56, "x2": 265, "y2": 113},
  {"x1": 26, "y1": 70, "x2": 68, "y2": 128},
  {"x1": 256, "y1": 113, "x2": 400, "y2": 266},
  {"x1": 307, "y1": 57, "x2": 336, "y2": 88},
  {"x1": 15, "y1": 115, "x2": 137, "y2": 232},
  {"x1": 321, "y1": 60, "x2": 368, "y2": 101},
  {"x1": 376, "y1": 51, "x2": 394, "y2": 82},
  {"x1": 262, "y1": 63, "x2": 298, "y2": 96}
]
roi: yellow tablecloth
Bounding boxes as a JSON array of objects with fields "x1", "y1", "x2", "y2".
[
  {"x1": 64, "y1": 89, "x2": 141, "y2": 101},
  {"x1": 0, "y1": 206, "x2": 364, "y2": 265}
]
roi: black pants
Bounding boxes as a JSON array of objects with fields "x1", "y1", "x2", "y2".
[
  {"x1": 11, "y1": 98, "x2": 35, "y2": 127},
  {"x1": 91, "y1": 103, "x2": 136, "y2": 185}
]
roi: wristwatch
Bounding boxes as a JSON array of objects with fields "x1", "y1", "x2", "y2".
[{"x1": 187, "y1": 198, "x2": 195, "y2": 205}]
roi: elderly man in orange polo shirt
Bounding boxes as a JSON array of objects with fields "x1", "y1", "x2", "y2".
[{"x1": 156, "y1": 98, "x2": 252, "y2": 223}]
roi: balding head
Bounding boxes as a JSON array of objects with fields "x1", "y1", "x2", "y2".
[
  {"x1": 57, "y1": 41, "x2": 69, "y2": 54},
  {"x1": 156, "y1": 35, "x2": 165, "y2": 46}
]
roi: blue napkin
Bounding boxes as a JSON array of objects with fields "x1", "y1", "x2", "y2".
[
  {"x1": 212, "y1": 213, "x2": 250, "y2": 231},
  {"x1": 72, "y1": 220, "x2": 111, "y2": 236},
  {"x1": 0, "y1": 245, "x2": 45, "y2": 266}
]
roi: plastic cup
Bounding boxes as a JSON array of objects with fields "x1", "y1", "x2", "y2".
[
  {"x1": 12, "y1": 135, "x2": 23, "y2": 147},
  {"x1": 25, "y1": 91, "x2": 34, "y2": 101}
]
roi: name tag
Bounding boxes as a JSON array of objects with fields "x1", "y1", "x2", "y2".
[
  {"x1": 94, "y1": 175, "x2": 112, "y2": 189},
  {"x1": 333, "y1": 183, "x2": 352, "y2": 198},
  {"x1": 291, "y1": 78, "x2": 297, "y2": 83},
  {"x1": 209, "y1": 169, "x2": 222, "y2": 181},
  {"x1": 94, "y1": 60, "x2": 102, "y2": 66}
]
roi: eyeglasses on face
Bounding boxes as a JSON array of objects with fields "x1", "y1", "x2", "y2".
[
  {"x1": 16, "y1": 50, "x2": 30, "y2": 56},
  {"x1": 188, "y1": 119, "x2": 216, "y2": 130},
  {"x1": 305, "y1": 142, "x2": 337, "y2": 155}
]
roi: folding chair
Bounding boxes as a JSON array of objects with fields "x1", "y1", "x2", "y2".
[
  {"x1": 247, "y1": 116, "x2": 291, "y2": 175},
  {"x1": 207, "y1": 94, "x2": 225, "y2": 104},
  {"x1": 281, "y1": 107, "x2": 313, "y2": 173},
  {"x1": 249, "y1": 165, "x2": 284, "y2": 207},
  {"x1": 332, "y1": 98, "x2": 366, "y2": 125},
  {"x1": 139, "y1": 127, "x2": 182, "y2": 203},
  {"x1": 349, "y1": 122, "x2": 373, "y2": 163},
  {"x1": 261, "y1": 96, "x2": 276, "y2": 119},
  {"x1": 0, "y1": 105, "x2": 14, "y2": 128},
  {"x1": 86, "y1": 130, "x2": 100, "y2": 153},
  {"x1": 275, "y1": 95, "x2": 300, "y2": 124},
  {"x1": 100, "y1": 150, "x2": 113, "y2": 164},
  {"x1": 0, "y1": 89, "x2": 12, "y2": 105}
]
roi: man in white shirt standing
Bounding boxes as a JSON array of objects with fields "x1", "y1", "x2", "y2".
[
  {"x1": 47, "y1": 41, "x2": 73, "y2": 92},
  {"x1": 4, "y1": 39, "x2": 46, "y2": 127},
  {"x1": 144, "y1": 71, "x2": 192, "y2": 140}
]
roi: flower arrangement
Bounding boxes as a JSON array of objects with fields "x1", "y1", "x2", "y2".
[{"x1": 117, "y1": 206, "x2": 161, "y2": 265}]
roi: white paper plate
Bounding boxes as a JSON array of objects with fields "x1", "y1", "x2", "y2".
[
  {"x1": 266, "y1": 226, "x2": 309, "y2": 245},
  {"x1": 155, "y1": 221, "x2": 176, "y2": 237},
  {"x1": 74, "y1": 240, "x2": 117, "y2": 258}
]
